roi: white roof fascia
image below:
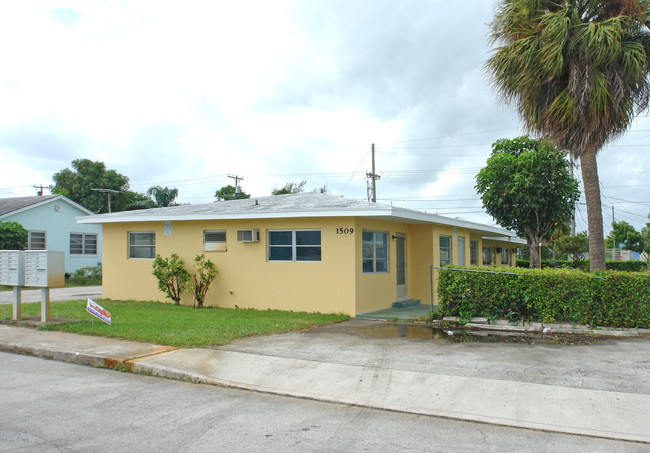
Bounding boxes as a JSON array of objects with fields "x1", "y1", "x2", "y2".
[
  {"x1": 482, "y1": 235, "x2": 526, "y2": 245},
  {"x1": 1, "y1": 195, "x2": 94, "y2": 220}
]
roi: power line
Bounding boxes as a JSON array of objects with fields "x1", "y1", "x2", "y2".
[{"x1": 390, "y1": 127, "x2": 517, "y2": 143}]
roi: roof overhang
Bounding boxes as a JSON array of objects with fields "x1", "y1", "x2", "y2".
[{"x1": 78, "y1": 204, "x2": 519, "y2": 240}]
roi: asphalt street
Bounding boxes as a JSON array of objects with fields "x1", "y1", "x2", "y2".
[{"x1": 1, "y1": 352, "x2": 645, "y2": 453}]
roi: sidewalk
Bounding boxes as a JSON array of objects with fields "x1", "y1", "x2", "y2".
[
  {"x1": 0, "y1": 322, "x2": 648, "y2": 444},
  {"x1": 0, "y1": 286, "x2": 102, "y2": 304}
]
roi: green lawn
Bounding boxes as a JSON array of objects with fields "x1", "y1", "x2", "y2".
[{"x1": 0, "y1": 299, "x2": 349, "y2": 347}]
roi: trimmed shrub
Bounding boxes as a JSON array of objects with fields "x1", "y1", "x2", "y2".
[
  {"x1": 438, "y1": 266, "x2": 650, "y2": 328},
  {"x1": 516, "y1": 259, "x2": 647, "y2": 272}
]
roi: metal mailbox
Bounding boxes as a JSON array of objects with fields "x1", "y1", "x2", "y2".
[
  {"x1": 24, "y1": 251, "x2": 65, "y2": 288},
  {"x1": 0, "y1": 250, "x2": 25, "y2": 286}
]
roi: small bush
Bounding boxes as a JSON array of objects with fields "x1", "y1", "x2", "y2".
[
  {"x1": 438, "y1": 266, "x2": 650, "y2": 328},
  {"x1": 68, "y1": 263, "x2": 102, "y2": 285},
  {"x1": 152, "y1": 254, "x2": 190, "y2": 305},
  {"x1": 190, "y1": 254, "x2": 217, "y2": 308}
]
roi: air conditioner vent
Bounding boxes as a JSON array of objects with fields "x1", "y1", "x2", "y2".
[{"x1": 237, "y1": 229, "x2": 260, "y2": 242}]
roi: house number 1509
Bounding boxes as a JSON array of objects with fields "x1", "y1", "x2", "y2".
[{"x1": 336, "y1": 228, "x2": 354, "y2": 234}]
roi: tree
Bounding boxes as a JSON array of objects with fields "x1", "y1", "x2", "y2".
[
  {"x1": 52, "y1": 159, "x2": 131, "y2": 213},
  {"x1": 146, "y1": 186, "x2": 179, "y2": 207},
  {"x1": 642, "y1": 213, "x2": 650, "y2": 266},
  {"x1": 152, "y1": 253, "x2": 191, "y2": 305},
  {"x1": 189, "y1": 254, "x2": 218, "y2": 308},
  {"x1": 475, "y1": 136, "x2": 580, "y2": 269},
  {"x1": 124, "y1": 198, "x2": 157, "y2": 211},
  {"x1": 606, "y1": 220, "x2": 645, "y2": 255},
  {"x1": 554, "y1": 232, "x2": 590, "y2": 269},
  {"x1": 486, "y1": 1, "x2": 650, "y2": 272},
  {"x1": 0, "y1": 221, "x2": 28, "y2": 250},
  {"x1": 272, "y1": 181, "x2": 306, "y2": 195},
  {"x1": 214, "y1": 184, "x2": 251, "y2": 201}
]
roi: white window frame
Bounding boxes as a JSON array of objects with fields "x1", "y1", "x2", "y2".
[
  {"x1": 482, "y1": 246, "x2": 492, "y2": 265},
  {"x1": 128, "y1": 231, "x2": 156, "y2": 259},
  {"x1": 362, "y1": 230, "x2": 389, "y2": 273},
  {"x1": 470, "y1": 240, "x2": 478, "y2": 265},
  {"x1": 27, "y1": 231, "x2": 46, "y2": 250},
  {"x1": 203, "y1": 230, "x2": 227, "y2": 252},
  {"x1": 439, "y1": 235, "x2": 452, "y2": 266},
  {"x1": 70, "y1": 233, "x2": 98, "y2": 256},
  {"x1": 267, "y1": 229, "x2": 321, "y2": 262},
  {"x1": 501, "y1": 247, "x2": 510, "y2": 265}
]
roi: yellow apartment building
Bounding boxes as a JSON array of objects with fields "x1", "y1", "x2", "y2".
[{"x1": 78, "y1": 193, "x2": 521, "y2": 316}]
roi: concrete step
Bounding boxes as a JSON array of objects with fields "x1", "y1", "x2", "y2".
[{"x1": 391, "y1": 299, "x2": 421, "y2": 308}]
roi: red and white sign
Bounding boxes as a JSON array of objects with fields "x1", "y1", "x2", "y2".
[{"x1": 86, "y1": 298, "x2": 111, "y2": 325}]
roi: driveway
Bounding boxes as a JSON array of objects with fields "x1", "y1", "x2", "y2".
[
  {"x1": 0, "y1": 286, "x2": 102, "y2": 304},
  {"x1": 219, "y1": 318, "x2": 650, "y2": 395}
]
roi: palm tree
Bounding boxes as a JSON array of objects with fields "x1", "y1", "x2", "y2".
[
  {"x1": 146, "y1": 186, "x2": 179, "y2": 207},
  {"x1": 486, "y1": 1, "x2": 650, "y2": 271}
]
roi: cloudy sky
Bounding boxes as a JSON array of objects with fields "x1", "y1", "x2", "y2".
[{"x1": 1, "y1": 1, "x2": 649, "y2": 234}]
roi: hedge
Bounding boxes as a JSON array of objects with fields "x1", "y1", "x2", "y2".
[
  {"x1": 516, "y1": 259, "x2": 647, "y2": 272},
  {"x1": 437, "y1": 267, "x2": 650, "y2": 328}
]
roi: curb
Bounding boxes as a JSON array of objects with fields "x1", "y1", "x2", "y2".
[
  {"x1": 0, "y1": 343, "x2": 126, "y2": 369},
  {"x1": 442, "y1": 317, "x2": 648, "y2": 336}
]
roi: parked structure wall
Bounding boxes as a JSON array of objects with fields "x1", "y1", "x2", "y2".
[{"x1": 6, "y1": 199, "x2": 102, "y2": 273}]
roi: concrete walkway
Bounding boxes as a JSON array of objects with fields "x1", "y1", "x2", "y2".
[
  {"x1": 0, "y1": 320, "x2": 648, "y2": 444},
  {"x1": 0, "y1": 286, "x2": 102, "y2": 304}
]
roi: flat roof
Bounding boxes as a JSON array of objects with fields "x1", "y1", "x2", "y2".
[{"x1": 77, "y1": 192, "x2": 523, "y2": 241}]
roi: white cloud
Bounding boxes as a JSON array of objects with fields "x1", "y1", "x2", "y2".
[{"x1": 0, "y1": 0, "x2": 647, "y2": 234}]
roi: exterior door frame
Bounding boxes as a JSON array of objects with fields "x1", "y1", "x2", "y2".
[{"x1": 395, "y1": 233, "x2": 408, "y2": 301}]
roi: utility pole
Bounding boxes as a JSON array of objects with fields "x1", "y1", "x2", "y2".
[
  {"x1": 228, "y1": 175, "x2": 244, "y2": 197},
  {"x1": 33, "y1": 185, "x2": 45, "y2": 196},
  {"x1": 91, "y1": 188, "x2": 120, "y2": 213},
  {"x1": 366, "y1": 143, "x2": 380, "y2": 202}
]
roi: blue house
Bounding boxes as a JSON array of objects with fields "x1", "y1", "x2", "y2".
[{"x1": 0, "y1": 195, "x2": 102, "y2": 274}]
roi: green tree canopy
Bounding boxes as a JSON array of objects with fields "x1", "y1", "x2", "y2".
[
  {"x1": 52, "y1": 159, "x2": 132, "y2": 213},
  {"x1": 642, "y1": 213, "x2": 650, "y2": 265},
  {"x1": 0, "y1": 221, "x2": 28, "y2": 250},
  {"x1": 214, "y1": 184, "x2": 251, "y2": 201},
  {"x1": 605, "y1": 220, "x2": 645, "y2": 253},
  {"x1": 554, "y1": 232, "x2": 590, "y2": 268},
  {"x1": 475, "y1": 136, "x2": 580, "y2": 269},
  {"x1": 486, "y1": 1, "x2": 650, "y2": 271},
  {"x1": 146, "y1": 186, "x2": 179, "y2": 207},
  {"x1": 272, "y1": 181, "x2": 306, "y2": 195}
]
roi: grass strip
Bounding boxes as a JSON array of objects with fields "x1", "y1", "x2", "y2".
[{"x1": 0, "y1": 299, "x2": 349, "y2": 347}]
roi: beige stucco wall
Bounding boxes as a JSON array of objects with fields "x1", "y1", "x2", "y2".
[
  {"x1": 102, "y1": 217, "x2": 357, "y2": 315},
  {"x1": 101, "y1": 216, "x2": 520, "y2": 316}
]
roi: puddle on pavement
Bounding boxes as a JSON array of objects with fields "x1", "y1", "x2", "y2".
[{"x1": 353, "y1": 324, "x2": 613, "y2": 345}]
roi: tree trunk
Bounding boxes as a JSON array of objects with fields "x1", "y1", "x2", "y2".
[
  {"x1": 580, "y1": 151, "x2": 606, "y2": 271},
  {"x1": 527, "y1": 235, "x2": 541, "y2": 269}
]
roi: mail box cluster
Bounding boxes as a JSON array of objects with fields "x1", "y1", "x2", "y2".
[{"x1": 0, "y1": 250, "x2": 65, "y2": 288}]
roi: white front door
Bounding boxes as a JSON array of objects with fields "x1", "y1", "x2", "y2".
[{"x1": 395, "y1": 233, "x2": 408, "y2": 301}]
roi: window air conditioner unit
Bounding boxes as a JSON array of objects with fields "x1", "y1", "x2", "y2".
[{"x1": 237, "y1": 229, "x2": 260, "y2": 242}]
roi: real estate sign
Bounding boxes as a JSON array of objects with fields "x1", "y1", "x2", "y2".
[{"x1": 86, "y1": 298, "x2": 111, "y2": 325}]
